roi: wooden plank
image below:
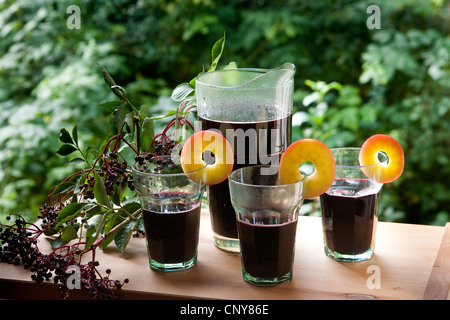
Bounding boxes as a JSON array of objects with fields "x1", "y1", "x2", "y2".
[
  {"x1": 0, "y1": 210, "x2": 445, "y2": 300},
  {"x1": 423, "y1": 222, "x2": 450, "y2": 300}
]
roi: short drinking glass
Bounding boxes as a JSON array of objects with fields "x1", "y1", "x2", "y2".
[
  {"x1": 132, "y1": 155, "x2": 206, "y2": 272},
  {"x1": 229, "y1": 165, "x2": 304, "y2": 286},
  {"x1": 320, "y1": 148, "x2": 383, "y2": 262}
]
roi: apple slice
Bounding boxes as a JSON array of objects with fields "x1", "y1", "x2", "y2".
[
  {"x1": 279, "y1": 139, "x2": 336, "y2": 199},
  {"x1": 180, "y1": 130, "x2": 234, "y2": 185},
  {"x1": 359, "y1": 134, "x2": 404, "y2": 183}
]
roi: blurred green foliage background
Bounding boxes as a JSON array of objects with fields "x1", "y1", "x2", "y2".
[{"x1": 0, "y1": 0, "x2": 449, "y2": 225}]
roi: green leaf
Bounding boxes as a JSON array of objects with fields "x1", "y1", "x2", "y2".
[
  {"x1": 97, "y1": 100, "x2": 123, "y2": 112},
  {"x1": 44, "y1": 228, "x2": 58, "y2": 237},
  {"x1": 83, "y1": 203, "x2": 106, "y2": 220},
  {"x1": 103, "y1": 210, "x2": 120, "y2": 235},
  {"x1": 98, "y1": 210, "x2": 123, "y2": 250},
  {"x1": 189, "y1": 70, "x2": 204, "y2": 88},
  {"x1": 50, "y1": 181, "x2": 76, "y2": 196},
  {"x1": 140, "y1": 116, "x2": 155, "y2": 152},
  {"x1": 56, "y1": 144, "x2": 78, "y2": 156},
  {"x1": 111, "y1": 102, "x2": 126, "y2": 134},
  {"x1": 114, "y1": 219, "x2": 137, "y2": 253},
  {"x1": 84, "y1": 146, "x2": 96, "y2": 159},
  {"x1": 146, "y1": 110, "x2": 177, "y2": 121},
  {"x1": 59, "y1": 128, "x2": 74, "y2": 144},
  {"x1": 210, "y1": 34, "x2": 225, "y2": 72},
  {"x1": 98, "y1": 230, "x2": 116, "y2": 250},
  {"x1": 110, "y1": 182, "x2": 123, "y2": 206},
  {"x1": 61, "y1": 224, "x2": 78, "y2": 242},
  {"x1": 55, "y1": 203, "x2": 90, "y2": 226},
  {"x1": 98, "y1": 64, "x2": 116, "y2": 86},
  {"x1": 341, "y1": 107, "x2": 359, "y2": 131},
  {"x1": 171, "y1": 82, "x2": 194, "y2": 102},
  {"x1": 94, "y1": 171, "x2": 111, "y2": 207},
  {"x1": 122, "y1": 201, "x2": 141, "y2": 216},
  {"x1": 124, "y1": 111, "x2": 135, "y2": 137},
  {"x1": 50, "y1": 236, "x2": 64, "y2": 249},
  {"x1": 98, "y1": 132, "x2": 114, "y2": 155},
  {"x1": 223, "y1": 61, "x2": 237, "y2": 70},
  {"x1": 84, "y1": 211, "x2": 110, "y2": 249},
  {"x1": 68, "y1": 157, "x2": 85, "y2": 165},
  {"x1": 84, "y1": 224, "x2": 97, "y2": 249},
  {"x1": 72, "y1": 125, "x2": 78, "y2": 146},
  {"x1": 136, "y1": 215, "x2": 145, "y2": 234}
]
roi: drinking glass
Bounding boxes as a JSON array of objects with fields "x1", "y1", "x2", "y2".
[
  {"x1": 229, "y1": 165, "x2": 304, "y2": 286},
  {"x1": 132, "y1": 155, "x2": 206, "y2": 271},
  {"x1": 195, "y1": 63, "x2": 295, "y2": 252},
  {"x1": 320, "y1": 148, "x2": 383, "y2": 262}
]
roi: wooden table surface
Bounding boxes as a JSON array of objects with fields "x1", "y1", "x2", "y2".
[{"x1": 1, "y1": 209, "x2": 449, "y2": 300}]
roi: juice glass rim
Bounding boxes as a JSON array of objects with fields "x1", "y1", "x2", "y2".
[
  {"x1": 228, "y1": 164, "x2": 306, "y2": 189},
  {"x1": 131, "y1": 155, "x2": 207, "y2": 177},
  {"x1": 330, "y1": 147, "x2": 385, "y2": 170}
]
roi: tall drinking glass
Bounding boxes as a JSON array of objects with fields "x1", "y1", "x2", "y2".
[
  {"x1": 132, "y1": 155, "x2": 206, "y2": 272},
  {"x1": 229, "y1": 165, "x2": 304, "y2": 286},
  {"x1": 320, "y1": 148, "x2": 383, "y2": 262},
  {"x1": 195, "y1": 63, "x2": 295, "y2": 252}
]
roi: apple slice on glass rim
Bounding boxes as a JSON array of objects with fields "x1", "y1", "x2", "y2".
[
  {"x1": 359, "y1": 134, "x2": 405, "y2": 184},
  {"x1": 279, "y1": 139, "x2": 336, "y2": 199},
  {"x1": 180, "y1": 130, "x2": 234, "y2": 185}
]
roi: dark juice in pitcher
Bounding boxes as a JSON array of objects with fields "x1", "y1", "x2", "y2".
[{"x1": 199, "y1": 113, "x2": 292, "y2": 242}]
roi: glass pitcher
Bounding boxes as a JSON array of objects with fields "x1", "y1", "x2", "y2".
[{"x1": 195, "y1": 62, "x2": 295, "y2": 252}]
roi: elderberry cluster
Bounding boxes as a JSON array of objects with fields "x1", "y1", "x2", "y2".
[
  {"x1": 38, "y1": 202, "x2": 65, "y2": 230},
  {"x1": 0, "y1": 214, "x2": 128, "y2": 300},
  {"x1": 99, "y1": 152, "x2": 132, "y2": 195},
  {"x1": 80, "y1": 175, "x2": 96, "y2": 200},
  {"x1": 0, "y1": 215, "x2": 38, "y2": 268},
  {"x1": 134, "y1": 153, "x2": 180, "y2": 174},
  {"x1": 134, "y1": 137, "x2": 177, "y2": 166},
  {"x1": 134, "y1": 137, "x2": 182, "y2": 174},
  {"x1": 79, "y1": 152, "x2": 134, "y2": 199},
  {"x1": 153, "y1": 139, "x2": 176, "y2": 155},
  {"x1": 51, "y1": 255, "x2": 128, "y2": 300}
]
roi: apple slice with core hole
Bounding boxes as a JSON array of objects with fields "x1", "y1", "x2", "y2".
[
  {"x1": 279, "y1": 139, "x2": 336, "y2": 199},
  {"x1": 180, "y1": 130, "x2": 234, "y2": 185},
  {"x1": 359, "y1": 134, "x2": 404, "y2": 184}
]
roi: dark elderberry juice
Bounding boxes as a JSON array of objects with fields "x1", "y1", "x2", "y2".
[
  {"x1": 320, "y1": 179, "x2": 381, "y2": 258},
  {"x1": 142, "y1": 202, "x2": 201, "y2": 265},
  {"x1": 199, "y1": 114, "x2": 292, "y2": 243},
  {"x1": 237, "y1": 219, "x2": 297, "y2": 281}
]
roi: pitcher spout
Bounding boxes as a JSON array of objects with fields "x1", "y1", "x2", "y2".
[
  {"x1": 269, "y1": 62, "x2": 296, "y2": 87},
  {"x1": 196, "y1": 62, "x2": 295, "y2": 89},
  {"x1": 273, "y1": 62, "x2": 296, "y2": 72}
]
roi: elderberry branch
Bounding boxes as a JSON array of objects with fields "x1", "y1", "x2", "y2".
[{"x1": 96, "y1": 208, "x2": 142, "y2": 248}]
